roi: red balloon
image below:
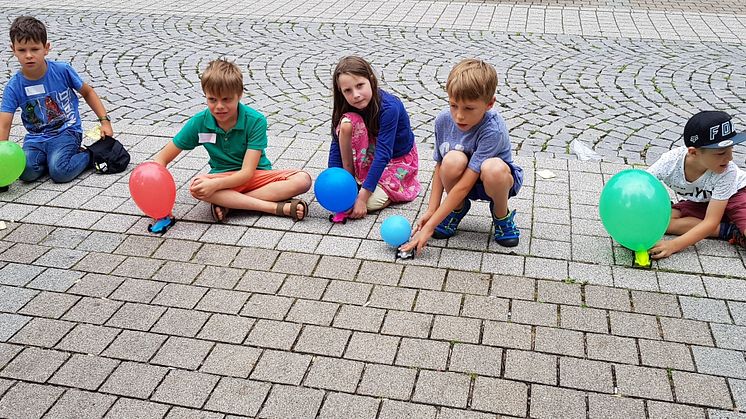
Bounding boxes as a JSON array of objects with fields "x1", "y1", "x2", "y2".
[{"x1": 129, "y1": 162, "x2": 176, "y2": 219}]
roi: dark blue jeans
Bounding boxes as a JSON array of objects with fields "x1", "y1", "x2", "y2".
[{"x1": 20, "y1": 130, "x2": 90, "y2": 183}]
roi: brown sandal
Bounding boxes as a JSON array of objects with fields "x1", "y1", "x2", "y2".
[
  {"x1": 275, "y1": 199, "x2": 308, "y2": 221},
  {"x1": 210, "y1": 204, "x2": 230, "y2": 223}
]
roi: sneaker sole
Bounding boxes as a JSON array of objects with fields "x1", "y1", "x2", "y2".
[{"x1": 495, "y1": 237, "x2": 519, "y2": 247}]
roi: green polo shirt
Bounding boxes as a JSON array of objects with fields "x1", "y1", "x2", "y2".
[{"x1": 173, "y1": 103, "x2": 273, "y2": 173}]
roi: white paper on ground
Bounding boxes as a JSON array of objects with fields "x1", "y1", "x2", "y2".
[
  {"x1": 570, "y1": 139, "x2": 602, "y2": 161},
  {"x1": 537, "y1": 169, "x2": 556, "y2": 179}
]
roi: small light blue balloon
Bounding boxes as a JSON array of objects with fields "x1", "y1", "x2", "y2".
[{"x1": 380, "y1": 215, "x2": 412, "y2": 247}]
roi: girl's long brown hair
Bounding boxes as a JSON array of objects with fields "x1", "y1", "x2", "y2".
[{"x1": 331, "y1": 56, "x2": 381, "y2": 140}]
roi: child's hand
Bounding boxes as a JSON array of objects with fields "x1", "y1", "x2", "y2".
[
  {"x1": 413, "y1": 210, "x2": 435, "y2": 234},
  {"x1": 400, "y1": 224, "x2": 435, "y2": 255},
  {"x1": 348, "y1": 197, "x2": 368, "y2": 219},
  {"x1": 650, "y1": 240, "x2": 680, "y2": 259},
  {"x1": 190, "y1": 176, "x2": 218, "y2": 200},
  {"x1": 100, "y1": 120, "x2": 114, "y2": 138}
]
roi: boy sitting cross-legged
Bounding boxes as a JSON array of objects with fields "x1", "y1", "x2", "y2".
[
  {"x1": 402, "y1": 58, "x2": 523, "y2": 255},
  {"x1": 154, "y1": 59, "x2": 311, "y2": 223}
]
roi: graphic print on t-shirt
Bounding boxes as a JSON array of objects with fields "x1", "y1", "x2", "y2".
[
  {"x1": 44, "y1": 96, "x2": 66, "y2": 129},
  {"x1": 21, "y1": 91, "x2": 74, "y2": 134},
  {"x1": 22, "y1": 100, "x2": 43, "y2": 127}
]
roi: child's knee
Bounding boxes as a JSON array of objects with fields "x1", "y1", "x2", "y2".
[
  {"x1": 293, "y1": 171, "x2": 312, "y2": 193},
  {"x1": 19, "y1": 167, "x2": 43, "y2": 182},
  {"x1": 440, "y1": 151, "x2": 469, "y2": 177},
  {"x1": 47, "y1": 159, "x2": 80, "y2": 183},
  {"x1": 366, "y1": 187, "x2": 390, "y2": 211},
  {"x1": 341, "y1": 112, "x2": 364, "y2": 125},
  {"x1": 188, "y1": 178, "x2": 202, "y2": 199},
  {"x1": 48, "y1": 169, "x2": 76, "y2": 183},
  {"x1": 338, "y1": 120, "x2": 353, "y2": 138},
  {"x1": 481, "y1": 159, "x2": 513, "y2": 187}
]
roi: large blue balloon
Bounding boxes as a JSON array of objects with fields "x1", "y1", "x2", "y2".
[
  {"x1": 314, "y1": 167, "x2": 357, "y2": 213},
  {"x1": 380, "y1": 215, "x2": 412, "y2": 247}
]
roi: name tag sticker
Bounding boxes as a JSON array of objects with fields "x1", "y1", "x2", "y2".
[
  {"x1": 198, "y1": 133, "x2": 217, "y2": 144},
  {"x1": 25, "y1": 85, "x2": 46, "y2": 96}
]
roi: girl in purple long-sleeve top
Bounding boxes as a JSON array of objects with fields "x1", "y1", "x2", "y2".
[{"x1": 328, "y1": 56, "x2": 421, "y2": 219}]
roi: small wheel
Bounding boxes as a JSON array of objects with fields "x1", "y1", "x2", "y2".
[{"x1": 328, "y1": 214, "x2": 335, "y2": 222}]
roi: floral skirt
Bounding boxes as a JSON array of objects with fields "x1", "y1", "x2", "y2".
[{"x1": 340, "y1": 112, "x2": 421, "y2": 203}]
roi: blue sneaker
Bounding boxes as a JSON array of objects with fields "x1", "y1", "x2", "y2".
[
  {"x1": 433, "y1": 199, "x2": 471, "y2": 239},
  {"x1": 492, "y1": 203, "x2": 520, "y2": 247}
]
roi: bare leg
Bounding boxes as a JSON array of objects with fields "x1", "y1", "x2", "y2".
[
  {"x1": 439, "y1": 151, "x2": 469, "y2": 209},
  {"x1": 666, "y1": 209, "x2": 719, "y2": 237},
  {"x1": 338, "y1": 120, "x2": 355, "y2": 174},
  {"x1": 480, "y1": 158, "x2": 514, "y2": 218},
  {"x1": 198, "y1": 172, "x2": 312, "y2": 220}
]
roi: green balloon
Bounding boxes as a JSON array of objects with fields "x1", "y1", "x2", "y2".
[
  {"x1": 599, "y1": 169, "x2": 671, "y2": 252},
  {"x1": 0, "y1": 141, "x2": 26, "y2": 187}
]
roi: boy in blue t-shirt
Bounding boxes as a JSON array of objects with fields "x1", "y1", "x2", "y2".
[
  {"x1": 402, "y1": 59, "x2": 523, "y2": 254},
  {"x1": 0, "y1": 16, "x2": 112, "y2": 184}
]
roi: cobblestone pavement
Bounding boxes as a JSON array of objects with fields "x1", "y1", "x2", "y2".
[
  {"x1": 0, "y1": 0, "x2": 745, "y2": 418},
  {"x1": 4, "y1": 0, "x2": 746, "y2": 40}
]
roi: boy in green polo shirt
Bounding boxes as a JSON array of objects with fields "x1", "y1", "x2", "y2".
[{"x1": 154, "y1": 59, "x2": 311, "y2": 222}]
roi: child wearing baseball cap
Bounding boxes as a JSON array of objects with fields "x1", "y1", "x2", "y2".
[{"x1": 647, "y1": 110, "x2": 746, "y2": 259}]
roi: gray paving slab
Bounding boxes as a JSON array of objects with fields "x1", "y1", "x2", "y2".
[
  {"x1": 100, "y1": 361, "x2": 170, "y2": 399},
  {"x1": 151, "y1": 369, "x2": 220, "y2": 408},
  {"x1": 673, "y1": 371, "x2": 734, "y2": 409},
  {"x1": 318, "y1": 392, "x2": 379, "y2": 419},
  {"x1": 250, "y1": 350, "x2": 312, "y2": 385},
  {"x1": 48, "y1": 354, "x2": 119, "y2": 390},
  {"x1": 203, "y1": 378, "x2": 270, "y2": 417},
  {"x1": 0, "y1": 382, "x2": 64, "y2": 419},
  {"x1": 44, "y1": 389, "x2": 116, "y2": 419},
  {"x1": 259, "y1": 384, "x2": 324, "y2": 419},
  {"x1": 358, "y1": 363, "x2": 416, "y2": 400},
  {"x1": 104, "y1": 398, "x2": 169, "y2": 419},
  {"x1": 0, "y1": 347, "x2": 69, "y2": 383},
  {"x1": 304, "y1": 356, "x2": 364, "y2": 393},
  {"x1": 530, "y1": 385, "x2": 587, "y2": 419}
]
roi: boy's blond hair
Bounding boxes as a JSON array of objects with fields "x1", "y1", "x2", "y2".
[
  {"x1": 200, "y1": 59, "x2": 243, "y2": 97},
  {"x1": 446, "y1": 59, "x2": 497, "y2": 103}
]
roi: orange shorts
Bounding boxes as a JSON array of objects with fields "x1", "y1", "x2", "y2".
[{"x1": 206, "y1": 169, "x2": 301, "y2": 193}]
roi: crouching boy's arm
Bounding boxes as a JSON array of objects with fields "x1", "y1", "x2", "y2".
[
  {"x1": 78, "y1": 84, "x2": 113, "y2": 137},
  {"x1": 189, "y1": 149, "x2": 261, "y2": 200},
  {"x1": 651, "y1": 199, "x2": 726, "y2": 259},
  {"x1": 415, "y1": 164, "x2": 446, "y2": 232},
  {"x1": 401, "y1": 165, "x2": 479, "y2": 254}
]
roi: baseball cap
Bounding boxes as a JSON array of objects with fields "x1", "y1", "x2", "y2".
[{"x1": 683, "y1": 110, "x2": 746, "y2": 149}]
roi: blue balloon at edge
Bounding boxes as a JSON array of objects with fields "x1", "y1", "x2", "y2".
[
  {"x1": 314, "y1": 167, "x2": 357, "y2": 213},
  {"x1": 380, "y1": 215, "x2": 412, "y2": 247}
]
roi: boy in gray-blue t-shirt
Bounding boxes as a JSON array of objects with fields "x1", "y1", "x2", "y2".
[{"x1": 402, "y1": 59, "x2": 523, "y2": 254}]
